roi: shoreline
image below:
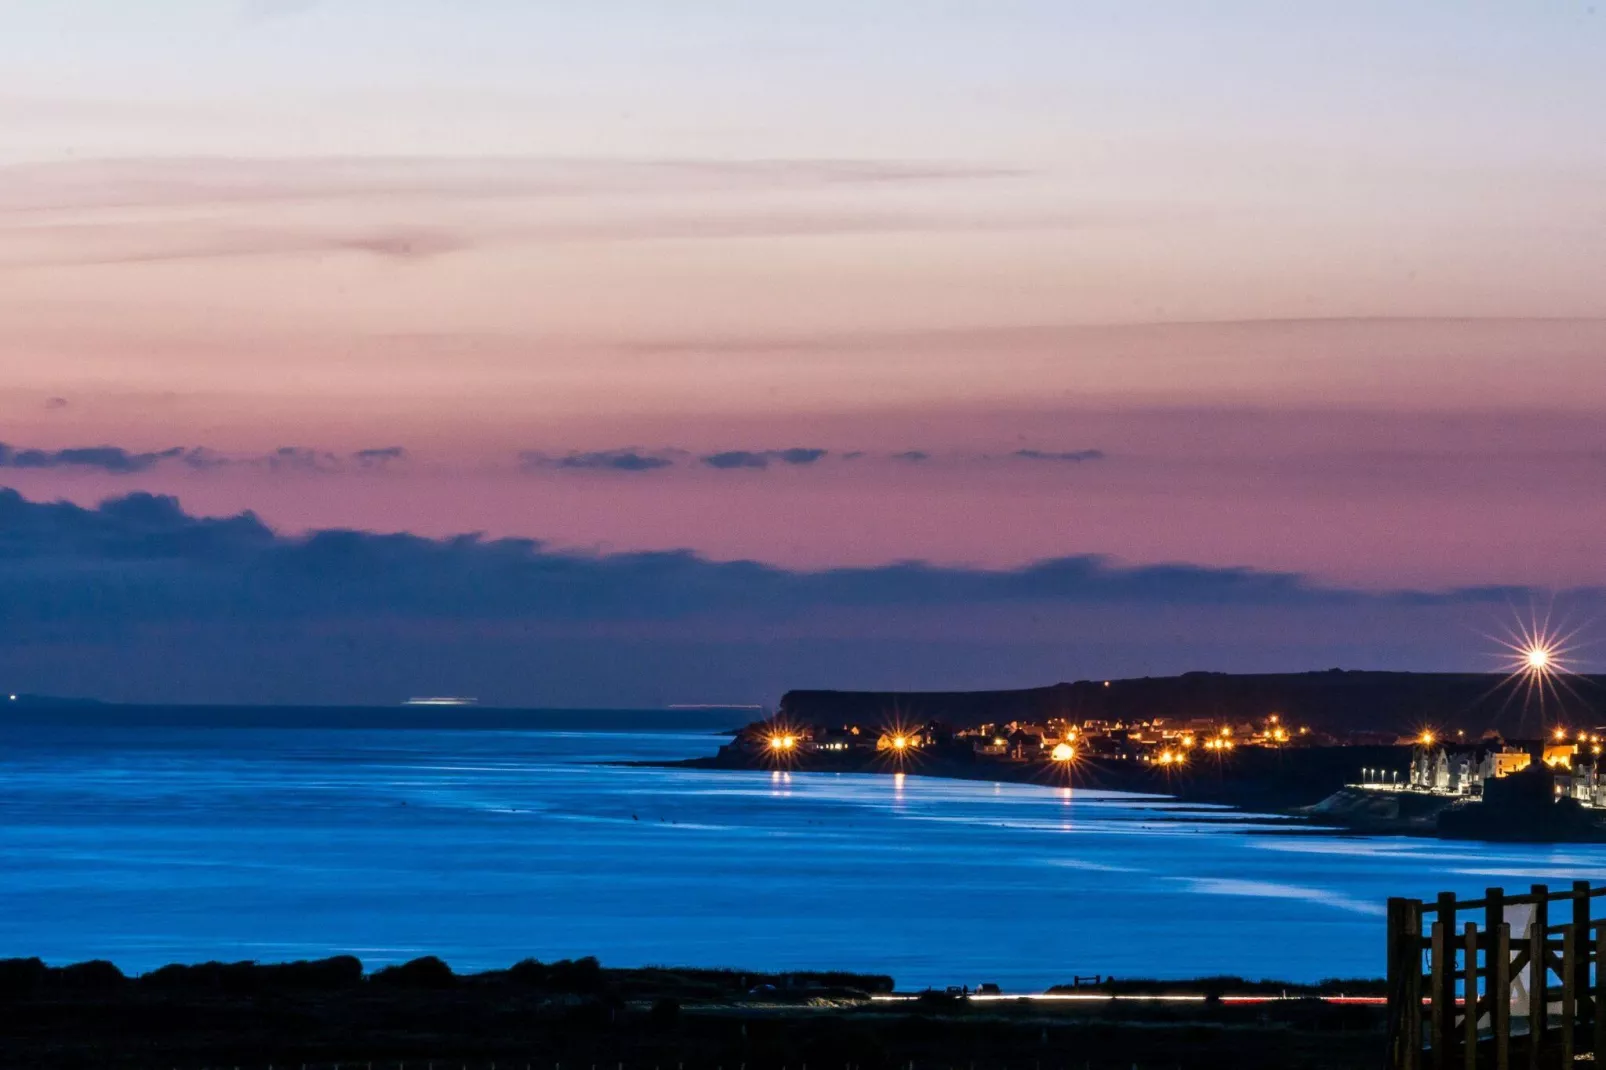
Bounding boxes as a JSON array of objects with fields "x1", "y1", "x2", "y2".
[
  {"x1": 632, "y1": 750, "x2": 1606, "y2": 842},
  {"x1": 630, "y1": 749, "x2": 1356, "y2": 819}
]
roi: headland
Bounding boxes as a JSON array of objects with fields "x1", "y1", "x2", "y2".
[{"x1": 662, "y1": 670, "x2": 1606, "y2": 841}]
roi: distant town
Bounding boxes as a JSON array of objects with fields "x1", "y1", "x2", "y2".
[
  {"x1": 678, "y1": 667, "x2": 1606, "y2": 842},
  {"x1": 734, "y1": 709, "x2": 1314, "y2": 768}
]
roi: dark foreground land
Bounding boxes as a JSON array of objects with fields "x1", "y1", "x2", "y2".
[{"x1": 0, "y1": 956, "x2": 1390, "y2": 1070}]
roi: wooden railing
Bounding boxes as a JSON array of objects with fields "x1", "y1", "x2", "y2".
[{"x1": 1387, "y1": 881, "x2": 1606, "y2": 1069}]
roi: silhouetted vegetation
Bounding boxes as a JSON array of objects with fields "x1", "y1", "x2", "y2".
[
  {"x1": 0, "y1": 954, "x2": 1386, "y2": 1069},
  {"x1": 370, "y1": 954, "x2": 455, "y2": 989}
]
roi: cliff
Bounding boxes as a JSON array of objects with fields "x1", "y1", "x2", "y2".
[{"x1": 778, "y1": 670, "x2": 1606, "y2": 737}]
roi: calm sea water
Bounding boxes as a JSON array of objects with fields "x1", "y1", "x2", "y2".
[{"x1": 4, "y1": 718, "x2": 1606, "y2": 990}]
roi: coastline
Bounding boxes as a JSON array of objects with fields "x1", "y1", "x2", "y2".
[
  {"x1": 633, "y1": 747, "x2": 1606, "y2": 842},
  {"x1": 632, "y1": 745, "x2": 1400, "y2": 819}
]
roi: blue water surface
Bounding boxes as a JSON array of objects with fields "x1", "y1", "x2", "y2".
[{"x1": 4, "y1": 721, "x2": 1606, "y2": 989}]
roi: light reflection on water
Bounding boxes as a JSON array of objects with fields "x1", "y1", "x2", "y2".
[{"x1": 3, "y1": 724, "x2": 1606, "y2": 989}]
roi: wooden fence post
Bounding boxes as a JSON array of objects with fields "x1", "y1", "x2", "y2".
[
  {"x1": 1575, "y1": 881, "x2": 1592, "y2": 1038},
  {"x1": 1438, "y1": 892, "x2": 1459, "y2": 1068},
  {"x1": 1433, "y1": 919, "x2": 1449, "y2": 1069},
  {"x1": 1530, "y1": 884, "x2": 1549, "y2": 1070},
  {"x1": 1562, "y1": 925, "x2": 1577, "y2": 1065},
  {"x1": 1408, "y1": 898, "x2": 1425, "y2": 1069},
  {"x1": 1464, "y1": 922, "x2": 1479, "y2": 1069},
  {"x1": 1595, "y1": 921, "x2": 1606, "y2": 1059},
  {"x1": 1495, "y1": 921, "x2": 1511, "y2": 1070},
  {"x1": 1390, "y1": 898, "x2": 1414, "y2": 1070}
]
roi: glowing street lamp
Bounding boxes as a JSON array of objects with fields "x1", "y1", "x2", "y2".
[
  {"x1": 1489, "y1": 608, "x2": 1584, "y2": 732},
  {"x1": 1051, "y1": 742, "x2": 1075, "y2": 762}
]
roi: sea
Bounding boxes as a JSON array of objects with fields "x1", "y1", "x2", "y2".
[{"x1": 4, "y1": 709, "x2": 1606, "y2": 991}]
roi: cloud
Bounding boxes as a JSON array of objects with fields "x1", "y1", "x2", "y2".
[
  {"x1": 0, "y1": 214, "x2": 1094, "y2": 270},
  {"x1": 0, "y1": 156, "x2": 1054, "y2": 270},
  {"x1": 177, "y1": 449, "x2": 231, "y2": 471},
  {"x1": 518, "y1": 449, "x2": 677, "y2": 473},
  {"x1": 0, "y1": 488, "x2": 1578, "y2": 704},
  {"x1": 266, "y1": 447, "x2": 340, "y2": 473},
  {"x1": 43, "y1": 397, "x2": 68, "y2": 411},
  {"x1": 701, "y1": 448, "x2": 828, "y2": 470},
  {"x1": 1, "y1": 223, "x2": 468, "y2": 269},
  {"x1": 0, "y1": 442, "x2": 413, "y2": 475},
  {"x1": 0, "y1": 443, "x2": 185, "y2": 475},
  {"x1": 353, "y1": 446, "x2": 408, "y2": 470},
  {"x1": 1013, "y1": 449, "x2": 1107, "y2": 463},
  {"x1": 0, "y1": 440, "x2": 1098, "y2": 478},
  {"x1": 0, "y1": 487, "x2": 1546, "y2": 626},
  {"x1": 0, "y1": 156, "x2": 1020, "y2": 215},
  {"x1": 702, "y1": 451, "x2": 772, "y2": 470},
  {"x1": 562, "y1": 451, "x2": 673, "y2": 472}
]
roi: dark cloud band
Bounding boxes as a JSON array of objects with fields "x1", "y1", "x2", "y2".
[
  {"x1": 0, "y1": 443, "x2": 407, "y2": 475},
  {"x1": 1013, "y1": 449, "x2": 1106, "y2": 463},
  {"x1": 0, "y1": 444, "x2": 185, "y2": 475},
  {"x1": 701, "y1": 448, "x2": 828, "y2": 469},
  {"x1": 0, "y1": 488, "x2": 1545, "y2": 627}
]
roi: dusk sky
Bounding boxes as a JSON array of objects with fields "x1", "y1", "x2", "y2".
[{"x1": 2, "y1": 2, "x2": 1604, "y2": 703}]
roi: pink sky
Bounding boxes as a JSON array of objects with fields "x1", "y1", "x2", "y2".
[{"x1": 3, "y1": 4, "x2": 1605, "y2": 594}]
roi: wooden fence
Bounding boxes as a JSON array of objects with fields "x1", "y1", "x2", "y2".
[{"x1": 1387, "y1": 881, "x2": 1606, "y2": 1069}]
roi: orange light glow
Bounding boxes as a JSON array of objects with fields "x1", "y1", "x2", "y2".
[
  {"x1": 1051, "y1": 742, "x2": 1075, "y2": 762},
  {"x1": 1489, "y1": 608, "x2": 1584, "y2": 728}
]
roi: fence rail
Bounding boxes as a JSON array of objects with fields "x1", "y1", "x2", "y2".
[{"x1": 1387, "y1": 880, "x2": 1604, "y2": 1069}]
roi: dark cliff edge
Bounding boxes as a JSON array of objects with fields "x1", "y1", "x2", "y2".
[{"x1": 778, "y1": 669, "x2": 1606, "y2": 737}]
